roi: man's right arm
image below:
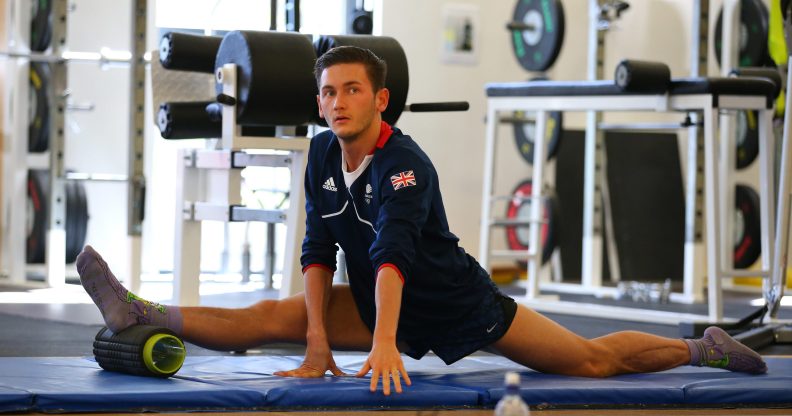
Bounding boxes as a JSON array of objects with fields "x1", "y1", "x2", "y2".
[
  {"x1": 274, "y1": 264, "x2": 345, "y2": 377},
  {"x1": 276, "y1": 135, "x2": 343, "y2": 377},
  {"x1": 303, "y1": 265, "x2": 334, "y2": 354}
]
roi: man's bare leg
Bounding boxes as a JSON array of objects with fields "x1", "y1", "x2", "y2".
[
  {"x1": 77, "y1": 246, "x2": 373, "y2": 353},
  {"x1": 179, "y1": 286, "x2": 373, "y2": 352},
  {"x1": 491, "y1": 305, "x2": 766, "y2": 377}
]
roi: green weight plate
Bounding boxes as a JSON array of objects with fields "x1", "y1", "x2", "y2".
[{"x1": 509, "y1": 0, "x2": 565, "y2": 72}]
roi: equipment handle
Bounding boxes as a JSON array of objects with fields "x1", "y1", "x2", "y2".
[{"x1": 404, "y1": 101, "x2": 470, "y2": 112}]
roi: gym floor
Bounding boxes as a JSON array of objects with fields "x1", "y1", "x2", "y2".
[{"x1": 1, "y1": 280, "x2": 790, "y2": 415}]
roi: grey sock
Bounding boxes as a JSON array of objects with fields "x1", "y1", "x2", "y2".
[
  {"x1": 76, "y1": 245, "x2": 183, "y2": 335},
  {"x1": 683, "y1": 327, "x2": 767, "y2": 374},
  {"x1": 683, "y1": 338, "x2": 705, "y2": 366}
]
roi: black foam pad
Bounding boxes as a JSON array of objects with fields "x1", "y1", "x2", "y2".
[
  {"x1": 214, "y1": 31, "x2": 317, "y2": 126},
  {"x1": 730, "y1": 67, "x2": 784, "y2": 98},
  {"x1": 314, "y1": 35, "x2": 409, "y2": 125},
  {"x1": 157, "y1": 101, "x2": 220, "y2": 139},
  {"x1": 159, "y1": 32, "x2": 223, "y2": 74},
  {"x1": 614, "y1": 60, "x2": 671, "y2": 93}
]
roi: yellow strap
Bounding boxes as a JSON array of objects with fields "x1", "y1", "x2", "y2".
[
  {"x1": 768, "y1": 0, "x2": 788, "y2": 65},
  {"x1": 769, "y1": 0, "x2": 787, "y2": 115}
]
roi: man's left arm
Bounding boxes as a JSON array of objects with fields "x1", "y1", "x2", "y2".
[
  {"x1": 369, "y1": 153, "x2": 434, "y2": 287},
  {"x1": 358, "y1": 151, "x2": 433, "y2": 394},
  {"x1": 356, "y1": 265, "x2": 412, "y2": 395}
]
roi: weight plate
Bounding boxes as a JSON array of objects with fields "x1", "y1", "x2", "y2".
[
  {"x1": 735, "y1": 110, "x2": 759, "y2": 169},
  {"x1": 26, "y1": 170, "x2": 90, "y2": 264},
  {"x1": 734, "y1": 184, "x2": 761, "y2": 269},
  {"x1": 26, "y1": 170, "x2": 48, "y2": 264},
  {"x1": 65, "y1": 179, "x2": 89, "y2": 263},
  {"x1": 505, "y1": 180, "x2": 558, "y2": 267},
  {"x1": 30, "y1": 0, "x2": 52, "y2": 52},
  {"x1": 512, "y1": 109, "x2": 563, "y2": 165},
  {"x1": 29, "y1": 63, "x2": 50, "y2": 153},
  {"x1": 509, "y1": 0, "x2": 565, "y2": 72},
  {"x1": 714, "y1": 0, "x2": 769, "y2": 68},
  {"x1": 350, "y1": 10, "x2": 373, "y2": 35}
]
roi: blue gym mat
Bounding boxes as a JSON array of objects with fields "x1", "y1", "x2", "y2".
[{"x1": 0, "y1": 355, "x2": 790, "y2": 412}]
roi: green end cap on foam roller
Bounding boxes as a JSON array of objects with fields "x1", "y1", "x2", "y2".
[{"x1": 93, "y1": 325, "x2": 186, "y2": 378}]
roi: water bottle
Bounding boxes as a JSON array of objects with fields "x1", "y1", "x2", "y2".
[{"x1": 494, "y1": 371, "x2": 530, "y2": 416}]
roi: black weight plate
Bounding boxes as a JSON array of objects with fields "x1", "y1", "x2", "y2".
[
  {"x1": 735, "y1": 110, "x2": 759, "y2": 169},
  {"x1": 26, "y1": 170, "x2": 90, "y2": 264},
  {"x1": 734, "y1": 183, "x2": 761, "y2": 269},
  {"x1": 505, "y1": 180, "x2": 558, "y2": 267},
  {"x1": 510, "y1": 0, "x2": 565, "y2": 72},
  {"x1": 65, "y1": 180, "x2": 89, "y2": 264},
  {"x1": 714, "y1": 0, "x2": 769, "y2": 68},
  {"x1": 29, "y1": 63, "x2": 50, "y2": 153},
  {"x1": 513, "y1": 109, "x2": 563, "y2": 165},
  {"x1": 784, "y1": 0, "x2": 792, "y2": 21},
  {"x1": 30, "y1": 0, "x2": 52, "y2": 52},
  {"x1": 26, "y1": 170, "x2": 48, "y2": 264},
  {"x1": 350, "y1": 10, "x2": 373, "y2": 34}
]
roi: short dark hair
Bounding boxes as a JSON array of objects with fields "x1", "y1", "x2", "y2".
[{"x1": 314, "y1": 46, "x2": 387, "y2": 92}]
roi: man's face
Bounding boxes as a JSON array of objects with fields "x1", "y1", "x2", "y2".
[{"x1": 317, "y1": 63, "x2": 389, "y2": 141}]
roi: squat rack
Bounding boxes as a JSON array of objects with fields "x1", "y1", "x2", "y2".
[{"x1": 0, "y1": 0, "x2": 147, "y2": 289}]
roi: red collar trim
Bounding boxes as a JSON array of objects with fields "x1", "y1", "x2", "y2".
[{"x1": 369, "y1": 121, "x2": 393, "y2": 155}]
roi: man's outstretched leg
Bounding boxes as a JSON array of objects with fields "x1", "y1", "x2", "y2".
[
  {"x1": 76, "y1": 245, "x2": 374, "y2": 352},
  {"x1": 491, "y1": 305, "x2": 767, "y2": 377}
]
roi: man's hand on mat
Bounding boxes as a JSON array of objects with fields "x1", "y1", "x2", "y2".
[
  {"x1": 356, "y1": 342, "x2": 411, "y2": 395},
  {"x1": 274, "y1": 343, "x2": 346, "y2": 377}
]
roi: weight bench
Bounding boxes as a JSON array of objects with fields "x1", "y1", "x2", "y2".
[{"x1": 480, "y1": 63, "x2": 785, "y2": 326}]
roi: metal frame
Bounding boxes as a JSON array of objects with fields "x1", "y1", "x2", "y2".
[
  {"x1": 171, "y1": 63, "x2": 309, "y2": 306},
  {"x1": 1, "y1": 0, "x2": 147, "y2": 289},
  {"x1": 126, "y1": 0, "x2": 147, "y2": 293},
  {"x1": 767, "y1": 57, "x2": 792, "y2": 322},
  {"x1": 1, "y1": 0, "x2": 33, "y2": 286},
  {"x1": 481, "y1": 92, "x2": 776, "y2": 324},
  {"x1": 0, "y1": 0, "x2": 68, "y2": 287}
]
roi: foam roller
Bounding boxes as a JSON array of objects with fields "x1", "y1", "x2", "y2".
[
  {"x1": 93, "y1": 325, "x2": 186, "y2": 378},
  {"x1": 614, "y1": 60, "x2": 671, "y2": 93}
]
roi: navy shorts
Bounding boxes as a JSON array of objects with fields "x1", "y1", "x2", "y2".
[{"x1": 402, "y1": 282, "x2": 518, "y2": 365}]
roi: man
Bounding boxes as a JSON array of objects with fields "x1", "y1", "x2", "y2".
[{"x1": 76, "y1": 46, "x2": 767, "y2": 397}]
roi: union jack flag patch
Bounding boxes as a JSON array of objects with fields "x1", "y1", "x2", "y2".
[{"x1": 390, "y1": 170, "x2": 416, "y2": 190}]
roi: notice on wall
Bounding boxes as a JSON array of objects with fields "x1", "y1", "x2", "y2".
[{"x1": 441, "y1": 3, "x2": 479, "y2": 66}]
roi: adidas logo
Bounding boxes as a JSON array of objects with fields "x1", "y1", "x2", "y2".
[{"x1": 322, "y1": 177, "x2": 338, "y2": 192}]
